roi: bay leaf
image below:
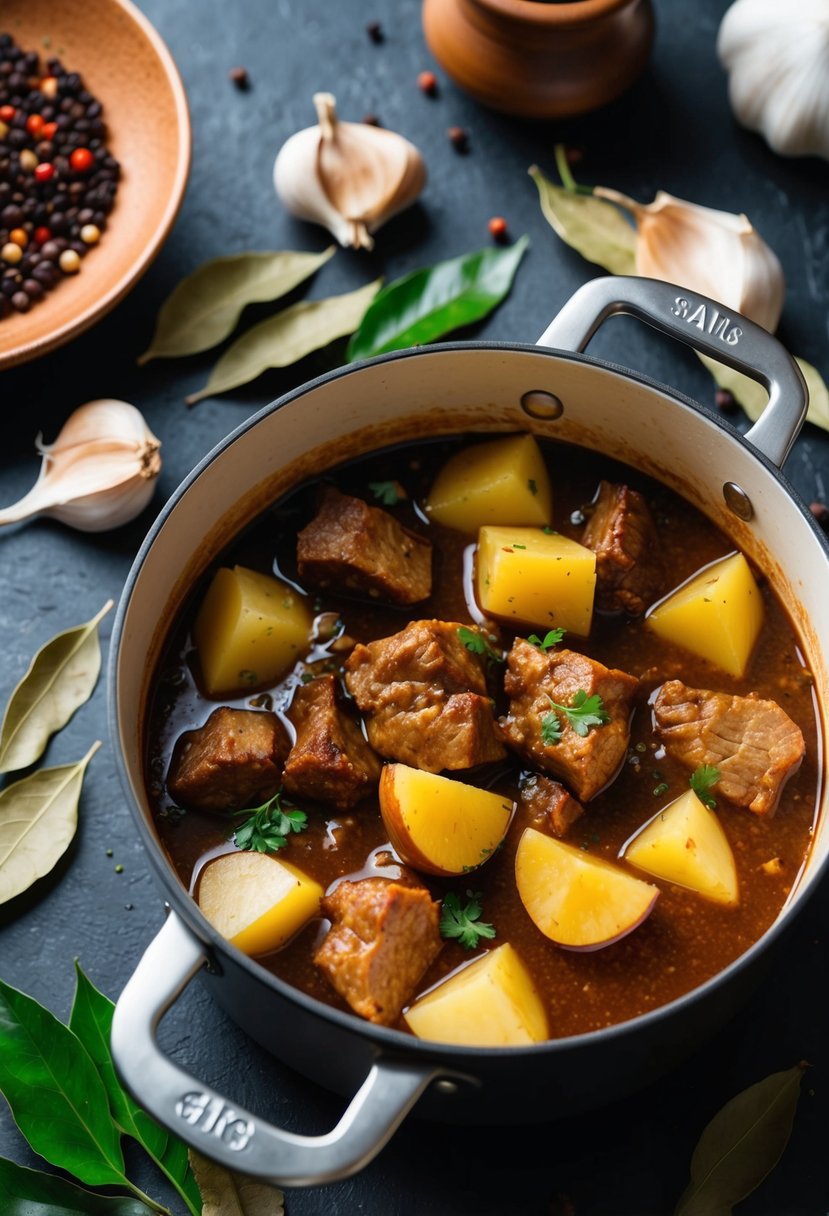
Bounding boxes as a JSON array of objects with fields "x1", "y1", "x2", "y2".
[
  {"x1": 138, "y1": 247, "x2": 336, "y2": 363},
  {"x1": 0, "y1": 741, "x2": 100, "y2": 904},
  {"x1": 347, "y1": 236, "x2": 529, "y2": 363},
  {"x1": 529, "y1": 165, "x2": 637, "y2": 276},
  {"x1": 69, "y1": 964, "x2": 201, "y2": 1216},
  {"x1": 0, "y1": 600, "x2": 112, "y2": 774},
  {"x1": 674, "y1": 1063, "x2": 806, "y2": 1216},
  {"x1": 186, "y1": 278, "x2": 381, "y2": 405},
  {"x1": 699, "y1": 352, "x2": 829, "y2": 435},
  {"x1": 189, "y1": 1149, "x2": 285, "y2": 1216},
  {"x1": 0, "y1": 969, "x2": 131, "y2": 1189},
  {"x1": 0, "y1": 1158, "x2": 156, "y2": 1216}
]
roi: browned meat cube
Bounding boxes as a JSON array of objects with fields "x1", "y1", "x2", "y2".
[
  {"x1": 166, "y1": 707, "x2": 289, "y2": 812},
  {"x1": 297, "y1": 486, "x2": 432, "y2": 606},
  {"x1": 519, "y1": 774, "x2": 584, "y2": 838},
  {"x1": 581, "y1": 481, "x2": 664, "y2": 615},
  {"x1": 314, "y1": 876, "x2": 443, "y2": 1025},
  {"x1": 653, "y1": 680, "x2": 805, "y2": 816},
  {"x1": 344, "y1": 620, "x2": 506, "y2": 771},
  {"x1": 282, "y1": 674, "x2": 382, "y2": 810},
  {"x1": 501, "y1": 639, "x2": 639, "y2": 801}
]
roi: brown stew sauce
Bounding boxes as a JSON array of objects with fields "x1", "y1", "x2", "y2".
[{"x1": 146, "y1": 437, "x2": 821, "y2": 1039}]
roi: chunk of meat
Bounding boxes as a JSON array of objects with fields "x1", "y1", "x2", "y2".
[
  {"x1": 167, "y1": 707, "x2": 289, "y2": 812},
  {"x1": 501, "y1": 639, "x2": 639, "y2": 801},
  {"x1": 653, "y1": 680, "x2": 805, "y2": 816},
  {"x1": 314, "y1": 876, "x2": 443, "y2": 1025},
  {"x1": 581, "y1": 481, "x2": 664, "y2": 615},
  {"x1": 344, "y1": 620, "x2": 506, "y2": 771},
  {"x1": 519, "y1": 774, "x2": 584, "y2": 838},
  {"x1": 282, "y1": 674, "x2": 382, "y2": 810},
  {"x1": 297, "y1": 486, "x2": 432, "y2": 606}
]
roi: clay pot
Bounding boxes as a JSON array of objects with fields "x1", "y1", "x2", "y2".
[{"x1": 422, "y1": 0, "x2": 655, "y2": 118}]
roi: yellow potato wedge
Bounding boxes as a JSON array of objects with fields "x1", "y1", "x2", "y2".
[
  {"x1": 197, "y1": 850, "x2": 322, "y2": 955},
  {"x1": 424, "y1": 434, "x2": 552, "y2": 533},
  {"x1": 476, "y1": 526, "x2": 596, "y2": 636}
]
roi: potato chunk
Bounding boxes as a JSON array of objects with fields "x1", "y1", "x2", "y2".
[
  {"x1": 645, "y1": 552, "x2": 763, "y2": 677},
  {"x1": 424, "y1": 434, "x2": 552, "y2": 533},
  {"x1": 193, "y1": 565, "x2": 312, "y2": 696},
  {"x1": 621, "y1": 789, "x2": 739, "y2": 906},
  {"x1": 379, "y1": 763, "x2": 513, "y2": 877},
  {"x1": 197, "y1": 851, "x2": 322, "y2": 955},
  {"x1": 476, "y1": 526, "x2": 596, "y2": 636},
  {"x1": 403, "y1": 943, "x2": 548, "y2": 1046}
]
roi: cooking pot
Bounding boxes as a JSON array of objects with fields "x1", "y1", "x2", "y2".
[{"x1": 109, "y1": 276, "x2": 828, "y2": 1186}]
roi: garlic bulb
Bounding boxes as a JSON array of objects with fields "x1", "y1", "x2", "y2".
[
  {"x1": 274, "y1": 93, "x2": 426, "y2": 250},
  {"x1": 0, "y1": 399, "x2": 162, "y2": 533},
  {"x1": 595, "y1": 187, "x2": 785, "y2": 332},
  {"x1": 718, "y1": 0, "x2": 829, "y2": 160}
]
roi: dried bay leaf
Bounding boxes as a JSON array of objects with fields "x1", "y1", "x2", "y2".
[
  {"x1": 699, "y1": 352, "x2": 829, "y2": 433},
  {"x1": 529, "y1": 166, "x2": 636, "y2": 276},
  {"x1": 189, "y1": 1149, "x2": 285, "y2": 1216},
  {"x1": 674, "y1": 1063, "x2": 806, "y2": 1216},
  {"x1": 0, "y1": 601, "x2": 112, "y2": 774},
  {"x1": 0, "y1": 741, "x2": 99, "y2": 904},
  {"x1": 186, "y1": 278, "x2": 381, "y2": 404},
  {"x1": 138, "y1": 247, "x2": 336, "y2": 363},
  {"x1": 0, "y1": 1158, "x2": 156, "y2": 1215},
  {"x1": 347, "y1": 236, "x2": 529, "y2": 362}
]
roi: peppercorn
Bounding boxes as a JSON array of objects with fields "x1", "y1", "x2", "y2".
[
  {"x1": 19, "y1": 148, "x2": 37, "y2": 171},
  {"x1": 33, "y1": 225, "x2": 51, "y2": 244},
  {"x1": 809, "y1": 501, "x2": 829, "y2": 529},
  {"x1": 80, "y1": 223, "x2": 100, "y2": 244},
  {"x1": 9, "y1": 227, "x2": 27, "y2": 247},
  {"x1": 715, "y1": 387, "x2": 738, "y2": 413},
  {"x1": 229, "y1": 66, "x2": 249, "y2": 89},
  {"x1": 447, "y1": 125, "x2": 468, "y2": 152},
  {"x1": 417, "y1": 70, "x2": 438, "y2": 96},
  {"x1": 488, "y1": 216, "x2": 508, "y2": 242},
  {"x1": 39, "y1": 75, "x2": 58, "y2": 97},
  {"x1": 366, "y1": 21, "x2": 384, "y2": 42},
  {"x1": 1, "y1": 241, "x2": 22, "y2": 264},
  {"x1": 11, "y1": 289, "x2": 29, "y2": 312},
  {"x1": 0, "y1": 104, "x2": 15, "y2": 122},
  {"x1": 26, "y1": 113, "x2": 44, "y2": 137},
  {"x1": 69, "y1": 146, "x2": 93, "y2": 172},
  {"x1": 362, "y1": 113, "x2": 381, "y2": 126},
  {"x1": 34, "y1": 161, "x2": 55, "y2": 182},
  {"x1": 59, "y1": 248, "x2": 80, "y2": 273}
]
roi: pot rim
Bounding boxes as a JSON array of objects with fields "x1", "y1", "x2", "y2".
[
  {"x1": 109, "y1": 337, "x2": 829, "y2": 1064},
  {"x1": 463, "y1": 0, "x2": 640, "y2": 28}
]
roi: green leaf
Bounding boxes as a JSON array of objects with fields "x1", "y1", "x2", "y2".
[
  {"x1": 0, "y1": 1158, "x2": 155, "y2": 1216},
  {"x1": 233, "y1": 789, "x2": 308, "y2": 854},
  {"x1": 698, "y1": 352, "x2": 829, "y2": 434},
  {"x1": 527, "y1": 628, "x2": 565, "y2": 652},
  {"x1": 68, "y1": 965, "x2": 201, "y2": 1216},
  {"x1": 456, "y1": 625, "x2": 504, "y2": 663},
  {"x1": 346, "y1": 237, "x2": 529, "y2": 362},
  {"x1": 689, "y1": 764, "x2": 721, "y2": 809},
  {"x1": 189, "y1": 1148, "x2": 285, "y2": 1216},
  {"x1": 0, "y1": 742, "x2": 100, "y2": 905},
  {"x1": 674, "y1": 1063, "x2": 806, "y2": 1215},
  {"x1": 439, "y1": 891, "x2": 497, "y2": 951},
  {"x1": 0, "y1": 601, "x2": 112, "y2": 774},
  {"x1": 0, "y1": 974, "x2": 129, "y2": 1188},
  {"x1": 138, "y1": 247, "x2": 335, "y2": 363},
  {"x1": 186, "y1": 279, "x2": 381, "y2": 404},
  {"x1": 529, "y1": 165, "x2": 637, "y2": 276}
]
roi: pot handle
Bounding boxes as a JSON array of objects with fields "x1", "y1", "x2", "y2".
[
  {"x1": 536, "y1": 276, "x2": 809, "y2": 468},
  {"x1": 111, "y1": 910, "x2": 446, "y2": 1186}
]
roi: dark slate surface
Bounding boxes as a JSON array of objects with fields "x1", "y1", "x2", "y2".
[{"x1": 1, "y1": 1, "x2": 828, "y2": 1213}]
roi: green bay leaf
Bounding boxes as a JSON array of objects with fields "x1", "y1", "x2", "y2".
[
  {"x1": 138, "y1": 247, "x2": 336, "y2": 363},
  {"x1": 674, "y1": 1063, "x2": 806, "y2": 1216},
  {"x1": 0, "y1": 1158, "x2": 155, "y2": 1215},
  {"x1": 0, "y1": 601, "x2": 112, "y2": 774},
  {"x1": 186, "y1": 278, "x2": 381, "y2": 404},
  {"x1": 0, "y1": 742, "x2": 99, "y2": 904},
  {"x1": 529, "y1": 165, "x2": 637, "y2": 276},
  {"x1": 347, "y1": 237, "x2": 529, "y2": 362},
  {"x1": 698, "y1": 352, "x2": 829, "y2": 434},
  {"x1": 189, "y1": 1148, "x2": 284, "y2": 1216},
  {"x1": 0, "y1": 971, "x2": 129, "y2": 1188}
]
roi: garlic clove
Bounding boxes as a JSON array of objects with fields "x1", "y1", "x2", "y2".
[
  {"x1": 0, "y1": 399, "x2": 162, "y2": 533},
  {"x1": 274, "y1": 93, "x2": 426, "y2": 250},
  {"x1": 595, "y1": 187, "x2": 785, "y2": 333}
]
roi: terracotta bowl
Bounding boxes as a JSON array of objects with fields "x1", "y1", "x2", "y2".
[
  {"x1": 423, "y1": 0, "x2": 655, "y2": 119},
  {"x1": 0, "y1": 0, "x2": 190, "y2": 370}
]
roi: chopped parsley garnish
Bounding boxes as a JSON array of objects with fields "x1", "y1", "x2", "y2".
[
  {"x1": 690, "y1": 764, "x2": 721, "y2": 809},
  {"x1": 439, "y1": 891, "x2": 496, "y2": 950},
  {"x1": 233, "y1": 789, "x2": 308, "y2": 853},
  {"x1": 368, "y1": 480, "x2": 404, "y2": 505},
  {"x1": 527, "y1": 627, "x2": 565, "y2": 652},
  {"x1": 457, "y1": 624, "x2": 504, "y2": 664},
  {"x1": 540, "y1": 689, "x2": 610, "y2": 745}
]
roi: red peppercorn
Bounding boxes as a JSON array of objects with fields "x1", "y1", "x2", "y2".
[
  {"x1": 69, "y1": 147, "x2": 94, "y2": 173},
  {"x1": 447, "y1": 126, "x2": 469, "y2": 152},
  {"x1": 34, "y1": 162, "x2": 55, "y2": 183},
  {"x1": 417, "y1": 70, "x2": 438, "y2": 96},
  {"x1": 34, "y1": 226, "x2": 52, "y2": 245},
  {"x1": 26, "y1": 113, "x2": 44, "y2": 137},
  {"x1": 488, "y1": 216, "x2": 508, "y2": 241},
  {"x1": 0, "y1": 105, "x2": 15, "y2": 122},
  {"x1": 41, "y1": 121, "x2": 58, "y2": 141}
]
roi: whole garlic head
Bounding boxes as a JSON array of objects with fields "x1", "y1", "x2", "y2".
[
  {"x1": 274, "y1": 93, "x2": 427, "y2": 250},
  {"x1": 595, "y1": 187, "x2": 786, "y2": 333},
  {"x1": 718, "y1": 0, "x2": 829, "y2": 160}
]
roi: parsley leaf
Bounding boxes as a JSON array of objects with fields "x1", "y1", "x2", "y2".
[
  {"x1": 233, "y1": 789, "x2": 308, "y2": 853},
  {"x1": 440, "y1": 891, "x2": 497, "y2": 950},
  {"x1": 541, "y1": 689, "x2": 610, "y2": 745},
  {"x1": 368, "y1": 480, "x2": 404, "y2": 505},
  {"x1": 457, "y1": 624, "x2": 504, "y2": 664},
  {"x1": 690, "y1": 764, "x2": 721, "y2": 809},
  {"x1": 527, "y1": 628, "x2": 565, "y2": 652}
]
